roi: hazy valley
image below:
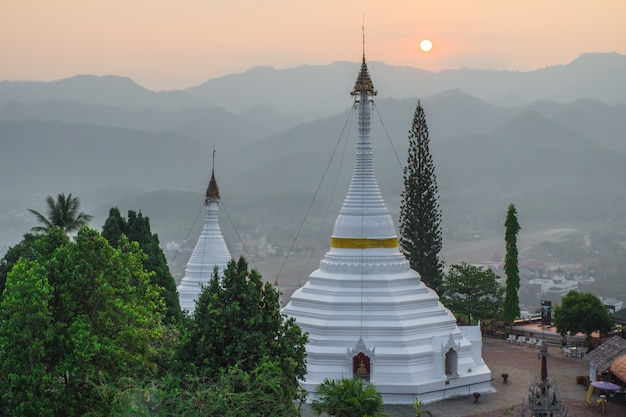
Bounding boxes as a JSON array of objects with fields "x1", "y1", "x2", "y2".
[{"x1": 2, "y1": 53, "x2": 626, "y2": 306}]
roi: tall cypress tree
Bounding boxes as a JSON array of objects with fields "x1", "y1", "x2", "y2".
[
  {"x1": 102, "y1": 208, "x2": 182, "y2": 322},
  {"x1": 399, "y1": 101, "x2": 443, "y2": 293},
  {"x1": 503, "y1": 203, "x2": 521, "y2": 322}
]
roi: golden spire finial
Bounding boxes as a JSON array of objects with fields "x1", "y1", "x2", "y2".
[
  {"x1": 206, "y1": 145, "x2": 220, "y2": 203},
  {"x1": 351, "y1": 21, "x2": 377, "y2": 97}
]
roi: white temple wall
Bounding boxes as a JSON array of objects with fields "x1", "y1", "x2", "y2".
[{"x1": 460, "y1": 325, "x2": 487, "y2": 365}]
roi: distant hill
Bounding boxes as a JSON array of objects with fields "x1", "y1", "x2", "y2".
[
  {"x1": 184, "y1": 52, "x2": 626, "y2": 117},
  {"x1": 227, "y1": 97, "x2": 626, "y2": 231},
  {"x1": 2, "y1": 52, "x2": 625, "y2": 120},
  {"x1": 0, "y1": 120, "x2": 211, "y2": 197},
  {"x1": 0, "y1": 75, "x2": 205, "y2": 111},
  {"x1": 0, "y1": 98, "x2": 298, "y2": 157},
  {"x1": 2, "y1": 53, "x2": 626, "y2": 259}
]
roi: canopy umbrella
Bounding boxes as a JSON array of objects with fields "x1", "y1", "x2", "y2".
[
  {"x1": 591, "y1": 380, "x2": 621, "y2": 391},
  {"x1": 610, "y1": 354, "x2": 626, "y2": 384}
]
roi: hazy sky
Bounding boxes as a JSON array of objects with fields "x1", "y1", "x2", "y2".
[{"x1": 3, "y1": 0, "x2": 625, "y2": 91}]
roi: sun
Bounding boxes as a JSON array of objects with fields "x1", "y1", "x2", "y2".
[{"x1": 419, "y1": 39, "x2": 433, "y2": 52}]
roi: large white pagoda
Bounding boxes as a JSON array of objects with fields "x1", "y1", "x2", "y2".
[
  {"x1": 281, "y1": 51, "x2": 492, "y2": 404},
  {"x1": 177, "y1": 161, "x2": 232, "y2": 314}
]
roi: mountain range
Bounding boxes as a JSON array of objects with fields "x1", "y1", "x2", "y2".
[{"x1": 2, "y1": 52, "x2": 626, "y2": 274}]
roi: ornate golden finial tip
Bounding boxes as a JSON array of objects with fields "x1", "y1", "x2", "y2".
[
  {"x1": 205, "y1": 148, "x2": 220, "y2": 203},
  {"x1": 351, "y1": 61, "x2": 377, "y2": 96},
  {"x1": 351, "y1": 22, "x2": 376, "y2": 96}
]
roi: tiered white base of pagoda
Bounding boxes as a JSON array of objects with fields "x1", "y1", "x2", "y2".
[
  {"x1": 178, "y1": 254, "x2": 229, "y2": 313},
  {"x1": 282, "y1": 248, "x2": 493, "y2": 404}
]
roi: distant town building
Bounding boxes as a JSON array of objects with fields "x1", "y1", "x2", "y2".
[
  {"x1": 529, "y1": 267, "x2": 579, "y2": 299},
  {"x1": 602, "y1": 296, "x2": 624, "y2": 314},
  {"x1": 165, "y1": 241, "x2": 180, "y2": 251}
]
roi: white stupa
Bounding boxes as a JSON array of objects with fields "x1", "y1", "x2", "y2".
[
  {"x1": 177, "y1": 158, "x2": 232, "y2": 313},
  {"x1": 281, "y1": 51, "x2": 492, "y2": 404}
]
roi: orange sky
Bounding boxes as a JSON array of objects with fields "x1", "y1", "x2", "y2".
[{"x1": 2, "y1": 0, "x2": 625, "y2": 91}]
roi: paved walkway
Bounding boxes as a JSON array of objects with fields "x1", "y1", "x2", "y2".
[{"x1": 302, "y1": 337, "x2": 626, "y2": 416}]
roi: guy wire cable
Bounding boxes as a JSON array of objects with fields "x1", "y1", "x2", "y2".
[
  {"x1": 373, "y1": 101, "x2": 404, "y2": 170},
  {"x1": 298, "y1": 107, "x2": 355, "y2": 285},
  {"x1": 170, "y1": 200, "x2": 205, "y2": 263},
  {"x1": 275, "y1": 106, "x2": 357, "y2": 284},
  {"x1": 220, "y1": 197, "x2": 258, "y2": 272}
]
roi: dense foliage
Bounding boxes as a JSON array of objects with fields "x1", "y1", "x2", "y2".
[
  {"x1": 0, "y1": 260, "x2": 55, "y2": 415},
  {"x1": 0, "y1": 227, "x2": 165, "y2": 416},
  {"x1": 440, "y1": 263, "x2": 504, "y2": 325},
  {"x1": 99, "y1": 358, "x2": 304, "y2": 417},
  {"x1": 102, "y1": 207, "x2": 181, "y2": 322},
  {"x1": 0, "y1": 228, "x2": 309, "y2": 416},
  {"x1": 553, "y1": 290, "x2": 613, "y2": 345},
  {"x1": 28, "y1": 193, "x2": 93, "y2": 233},
  {"x1": 0, "y1": 233, "x2": 41, "y2": 299},
  {"x1": 399, "y1": 101, "x2": 443, "y2": 294},
  {"x1": 503, "y1": 203, "x2": 521, "y2": 322},
  {"x1": 178, "y1": 256, "x2": 307, "y2": 382},
  {"x1": 310, "y1": 378, "x2": 385, "y2": 417}
]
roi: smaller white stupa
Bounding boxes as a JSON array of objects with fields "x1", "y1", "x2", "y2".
[{"x1": 177, "y1": 153, "x2": 232, "y2": 313}]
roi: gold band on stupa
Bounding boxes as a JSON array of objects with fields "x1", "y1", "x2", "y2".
[{"x1": 331, "y1": 236, "x2": 398, "y2": 249}]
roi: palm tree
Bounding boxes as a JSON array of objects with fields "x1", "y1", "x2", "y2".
[{"x1": 28, "y1": 193, "x2": 93, "y2": 233}]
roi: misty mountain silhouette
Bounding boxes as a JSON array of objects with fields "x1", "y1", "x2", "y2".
[
  {"x1": 1, "y1": 53, "x2": 626, "y2": 259},
  {"x1": 2, "y1": 52, "x2": 625, "y2": 117}
]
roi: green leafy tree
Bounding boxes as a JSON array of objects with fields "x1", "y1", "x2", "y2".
[
  {"x1": 102, "y1": 208, "x2": 182, "y2": 322},
  {"x1": 553, "y1": 291, "x2": 612, "y2": 346},
  {"x1": 0, "y1": 227, "x2": 166, "y2": 416},
  {"x1": 0, "y1": 230, "x2": 70, "y2": 301},
  {"x1": 310, "y1": 378, "x2": 385, "y2": 417},
  {"x1": 440, "y1": 263, "x2": 504, "y2": 325},
  {"x1": 0, "y1": 233, "x2": 37, "y2": 298},
  {"x1": 399, "y1": 101, "x2": 443, "y2": 293},
  {"x1": 28, "y1": 193, "x2": 93, "y2": 233},
  {"x1": 178, "y1": 256, "x2": 307, "y2": 396},
  {"x1": 503, "y1": 203, "x2": 521, "y2": 322},
  {"x1": 101, "y1": 206, "x2": 126, "y2": 243},
  {"x1": 0, "y1": 260, "x2": 56, "y2": 415}
]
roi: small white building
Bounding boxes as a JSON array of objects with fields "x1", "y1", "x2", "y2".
[
  {"x1": 282, "y1": 52, "x2": 492, "y2": 404},
  {"x1": 528, "y1": 267, "x2": 578, "y2": 297},
  {"x1": 602, "y1": 296, "x2": 624, "y2": 314}
]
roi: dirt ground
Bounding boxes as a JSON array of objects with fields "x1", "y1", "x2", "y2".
[{"x1": 449, "y1": 337, "x2": 625, "y2": 417}]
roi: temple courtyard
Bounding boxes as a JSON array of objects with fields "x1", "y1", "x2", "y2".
[{"x1": 302, "y1": 336, "x2": 626, "y2": 416}]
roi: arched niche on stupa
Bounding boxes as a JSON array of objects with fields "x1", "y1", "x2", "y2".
[
  {"x1": 441, "y1": 334, "x2": 460, "y2": 378},
  {"x1": 353, "y1": 352, "x2": 371, "y2": 381},
  {"x1": 347, "y1": 337, "x2": 375, "y2": 381}
]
